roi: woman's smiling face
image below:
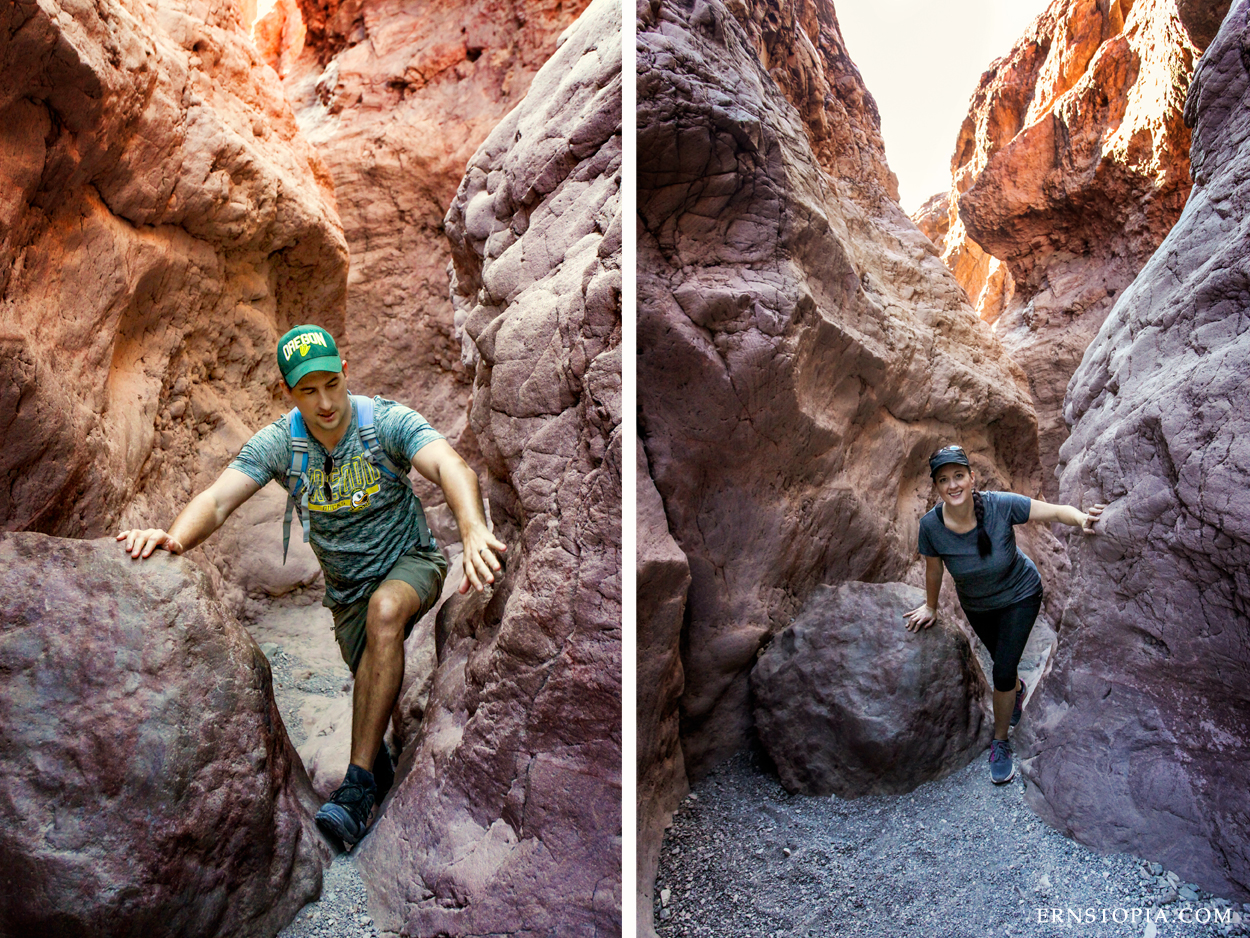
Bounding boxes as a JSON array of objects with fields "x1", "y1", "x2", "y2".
[{"x1": 934, "y1": 464, "x2": 973, "y2": 508}]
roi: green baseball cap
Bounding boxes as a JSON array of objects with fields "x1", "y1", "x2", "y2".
[{"x1": 277, "y1": 325, "x2": 343, "y2": 387}]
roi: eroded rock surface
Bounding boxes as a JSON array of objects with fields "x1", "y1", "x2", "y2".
[
  {"x1": 636, "y1": 441, "x2": 690, "y2": 935},
  {"x1": 0, "y1": 0, "x2": 345, "y2": 612},
  {"x1": 932, "y1": 0, "x2": 1230, "y2": 494},
  {"x1": 0, "y1": 534, "x2": 326, "y2": 937},
  {"x1": 279, "y1": 0, "x2": 592, "y2": 455},
  {"x1": 354, "y1": 0, "x2": 622, "y2": 933},
  {"x1": 752, "y1": 582, "x2": 991, "y2": 798},
  {"x1": 1018, "y1": 0, "x2": 1250, "y2": 901}
]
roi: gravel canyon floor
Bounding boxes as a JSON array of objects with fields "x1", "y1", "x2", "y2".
[{"x1": 655, "y1": 751, "x2": 1249, "y2": 938}]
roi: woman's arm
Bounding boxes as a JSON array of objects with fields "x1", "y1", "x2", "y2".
[
  {"x1": 904, "y1": 555, "x2": 944, "y2": 632},
  {"x1": 1028, "y1": 498, "x2": 1105, "y2": 533}
]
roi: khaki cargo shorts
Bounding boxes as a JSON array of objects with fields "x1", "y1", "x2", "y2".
[{"x1": 322, "y1": 544, "x2": 448, "y2": 674}]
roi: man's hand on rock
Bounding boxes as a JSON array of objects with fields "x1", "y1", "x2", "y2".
[
  {"x1": 903, "y1": 603, "x2": 936, "y2": 633},
  {"x1": 458, "y1": 526, "x2": 507, "y2": 594},
  {"x1": 116, "y1": 529, "x2": 185, "y2": 559}
]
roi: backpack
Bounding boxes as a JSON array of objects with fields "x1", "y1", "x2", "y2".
[{"x1": 282, "y1": 394, "x2": 433, "y2": 563}]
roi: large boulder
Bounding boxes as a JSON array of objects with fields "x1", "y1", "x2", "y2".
[
  {"x1": 0, "y1": 533, "x2": 327, "y2": 937},
  {"x1": 752, "y1": 582, "x2": 992, "y2": 798},
  {"x1": 354, "y1": 0, "x2": 622, "y2": 934},
  {"x1": 277, "y1": 0, "x2": 592, "y2": 462},
  {"x1": 1018, "y1": 0, "x2": 1250, "y2": 902},
  {"x1": 929, "y1": 0, "x2": 1231, "y2": 495},
  {"x1": 637, "y1": 0, "x2": 1048, "y2": 782},
  {"x1": 0, "y1": 0, "x2": 347, "y2": 547}
]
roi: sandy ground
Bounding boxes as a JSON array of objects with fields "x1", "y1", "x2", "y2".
[{"x1": 654, "y1": 749, "x2": 1249, "y2": 938}]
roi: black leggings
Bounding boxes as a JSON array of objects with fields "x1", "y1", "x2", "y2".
[{"x1": 963, "y1": 593, "x2": 1043, "y2": 693}]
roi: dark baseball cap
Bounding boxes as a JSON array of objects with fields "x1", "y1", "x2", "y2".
[
  {"x1": 929, "y1": 445, "x2": 971, "y2": 479},
  {"x1": 277, "y1": 325, "x2": 343, "y2": 387}
]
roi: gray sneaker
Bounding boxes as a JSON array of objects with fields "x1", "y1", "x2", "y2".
[
  {"x1": 989, "y1": 739, "x2": 1015, "y2": 784},
  {"x1": 316, "y1": 766, "x2": 376, "y2": 846}
]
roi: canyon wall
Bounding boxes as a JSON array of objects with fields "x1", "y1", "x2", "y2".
[
  {"x1": 925, "y1": 0, "x2": 1230, "y2": 496},
  {"x1": 0, "y1": 0, "x2": 347, "y2": 603},
  {"x1": 1018, "y1": 0, "x2": 1250, "y2": 901},
  {"x1": 637, "y1": 0, "x2": 1058, "y2": 931},
  {"x1": 355, "y1": 0, "x2": 622, "y2": 933},
  {"x1": 276, "y1": 0, "x2": 592, "y2": 468}
]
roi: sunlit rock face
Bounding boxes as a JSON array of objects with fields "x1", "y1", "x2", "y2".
[
  {"x1": 0, "y1": 0, "x2": 347, "y2": 608},
  {"x1": 1017, "y1": 0, "x2": 1250, "y2": 902},
  {"x1": 930, "y1": 0, "x2": 1230, "y2": 496},
  {"x1": 276, "y1": 0, "x2": 591, "y2": 463},
  {"x1": 637, "y1": 6, "x2": 1056, "y2": 931},
  {"x1": 354, "y1": 1, "x2": 622, "y2": 933}
]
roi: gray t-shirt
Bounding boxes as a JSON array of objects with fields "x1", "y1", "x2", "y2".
[
  {"x1": 917, "y1": 490, "x2": 1043, "y2": 612},
  {"x1": 228, "y1": 396, "x2": 443, "y2": 605}
]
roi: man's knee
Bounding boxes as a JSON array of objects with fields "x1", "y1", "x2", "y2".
[{"x1": 366, "y1": 589, "x2": 410, "y2": 645}]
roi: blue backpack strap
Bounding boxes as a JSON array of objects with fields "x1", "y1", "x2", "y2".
[
  {"x1": 282, "y1": 408, "x2": 312, "y2": 564},
  {"x1": 351, "y1": 394, "x2": 434, "y2": 549}
]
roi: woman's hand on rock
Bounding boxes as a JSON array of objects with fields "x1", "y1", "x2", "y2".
[
  {"x1": 904, "y1": 604, "x2": 936, "y2": 632},
  {"x1": 1080, "y1": 503, "x2": 1107, "y2": 534},
  {"x1": 116, "y1": 529, "x2": 185, "y2": 559}
]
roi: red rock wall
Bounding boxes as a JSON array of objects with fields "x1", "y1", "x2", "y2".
[
  {"x1": 931, "y1": 0, "x2": 1230, "y2": 496},
  {"x1": 1018, "y1": 0, "x2": 1250, "y2": 901},
  {"x1": 354, "y1": 0, "x2": 621, "y2": 933},
  {"x1": 0, "y1": 0, "x2": 348, "y2": 591},
  {"x1": 277, "y1": 0, "x2": 592, "y2": 476}
]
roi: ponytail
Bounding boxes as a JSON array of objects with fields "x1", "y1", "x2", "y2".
[{"x1": 973, "y1": 490, "x2": 992, "y2": 557}]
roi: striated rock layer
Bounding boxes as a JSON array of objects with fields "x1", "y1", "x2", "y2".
[
  {"x1": 752, "y1": 582, "x2": 992, "y2": 798},
  {"x1": 355, "y1": 0, "x2": 622, "y2": 934},
  {"x1": 929, "y1": 0, "x2": 1230, "y2": 495},
  {"x1": 0, "y1": 0, "x2": 346, "y2": 606},
  {"x1": 278, "y1": 0, "x2": 592, "y2": 464},
  {"x1": 637, "y1": 0, "x2": 1063, "y2": 931},
  {"x1": 0, "y1": 534, "x2": 326, "y2": 937},
  {"x1": 1018, "y1": 0, "x2": 1250, "y2": 902}
]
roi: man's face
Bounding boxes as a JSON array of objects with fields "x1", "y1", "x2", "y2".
[{"x1": 286, "y1": 363, "x2": 350, "y2": 435}]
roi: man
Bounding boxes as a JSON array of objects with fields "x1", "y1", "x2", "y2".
[{"x1": 117, "y1": 325, "x2": 505, "y2": 847}]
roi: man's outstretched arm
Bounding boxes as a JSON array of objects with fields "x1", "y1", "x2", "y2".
[
  {"x1": 410, "y1": 440, "x2": 506, "y2": 593},
  {"x1": 117, "y1": 468, "x2": 262, "y2": 559}
]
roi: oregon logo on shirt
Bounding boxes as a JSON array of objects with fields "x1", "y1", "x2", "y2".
[{"x1": 310, "y1": 454, "x2": 381, "y2": 513}]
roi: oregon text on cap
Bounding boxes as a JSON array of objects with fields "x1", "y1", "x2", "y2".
[{"x1": 282, "y1": 331, "x2": 330, "y2": 361}]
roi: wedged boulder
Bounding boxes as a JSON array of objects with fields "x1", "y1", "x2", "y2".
[
  {"x1": 354, "y1": 0, "x2": 622, "y2": 934},
  {"x1": 932, "y1": 0, "x2": 1230, "y2": 494},
  {"x1": 1018, "y1": 0, "x2": 1250, "y2": 902},
  {"x1": 0, "y1": 0, "x2": 347, "y2": 551},
  {"x1": 751, "y1": 582, "x2": 991, "y2": 798},
  {"x1": 278, "y1": 0, "x2": 592, "y2": 458},
  {"x1": 0, "y1": 533, "x2": 327, "y2": 938},
  {"x1": 637, "y1": 0, "x2": 1048, "y2": 784}
]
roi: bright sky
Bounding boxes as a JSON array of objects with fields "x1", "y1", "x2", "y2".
[{"x1": 837, "y1": 0, "x2": 1054, "y2": 212}]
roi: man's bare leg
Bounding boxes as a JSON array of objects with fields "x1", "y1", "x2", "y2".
[{"x1": 350, "y1": 579, "x2": 422, "y2": 771}]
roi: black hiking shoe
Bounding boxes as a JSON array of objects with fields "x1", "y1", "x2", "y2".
[
  {"x1": 989, "y1": 738, "x2": 1015, "y2": 785},
  {"x1": 372, "y1": 743, "x2": 395, "y2": 802},
  {"x1": 1011, "y1": 680, "x2": 1026, "y2": 728},
  {"x1": 316, "y1": 764, "x2": 376, "y2": 847}
]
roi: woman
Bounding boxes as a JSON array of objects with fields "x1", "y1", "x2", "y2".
[{"x1": 904, "y1": 445, "x2": 1104, "y2": 784}]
